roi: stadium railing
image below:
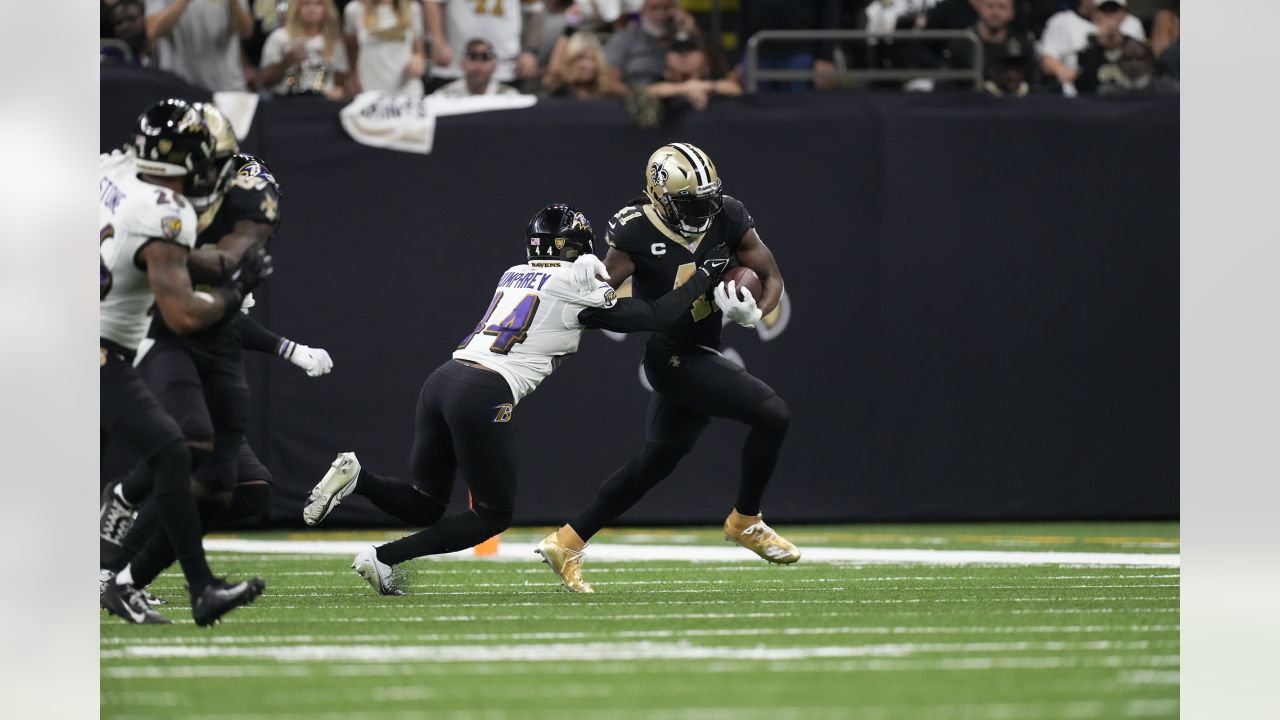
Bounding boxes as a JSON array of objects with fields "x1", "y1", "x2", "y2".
[{"x1": 743, "y1": 29, "x2": 985, "y2": 93}]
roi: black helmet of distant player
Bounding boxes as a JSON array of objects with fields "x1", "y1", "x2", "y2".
[
  {"x1": 187, "y1": 102, "x2": 240, "y2": 211},
  {"x1": 132, "y1": 99, "x2": 224, "y2": 203},
  {"x1": 526, "y1": 203, "x2": 594, "y2": 261},
  {"x1": 645, "y1": 142, "x2": 723, "y2": 237}
]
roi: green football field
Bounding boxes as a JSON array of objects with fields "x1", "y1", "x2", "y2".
[{"x1": 100, "y1": 523, "x2": 1179, "y2": 719}]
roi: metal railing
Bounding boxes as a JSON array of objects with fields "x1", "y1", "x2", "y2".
[{"x1": 744, "y1": 30, "x2": 985, "y2": 93}]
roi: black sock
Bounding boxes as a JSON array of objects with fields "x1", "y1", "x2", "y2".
[
  {"x1": 571, "y1": 441, "x2": 686, "y2": 541},
  {"x1": 356, "y1": 469, "x2": 449, "y2": 526},
  {"x1": 130, "y1": 491, "x2": 228, "y2": 591},
  {"x1": 149, "y1": 442, "x2": 213, "y2": 590},
  {"x1": 734, "y1": 396, "x2": 790, "y2": 517},
  {"x1": 376, "y1": 507, "x2": 511, "y2": 566}
]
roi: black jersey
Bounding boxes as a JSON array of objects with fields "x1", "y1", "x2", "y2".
[
  {"x1": 605, "y1": 195, "x2": 755, "y2": 350},
  {"x1": 151, "y1": 156, "x2": 282, "y2": 350}
]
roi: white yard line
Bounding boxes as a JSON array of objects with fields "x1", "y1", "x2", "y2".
[
  {"x1": 203, "y1": 538, "x2": 1179, "y2": 567},
  {"x1": 103, "y1": 639, "x2": 1160, "y2": 663}
]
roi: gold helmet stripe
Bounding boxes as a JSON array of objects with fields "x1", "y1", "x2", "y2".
[{"x1": 670, "y1": 142, "x2": 709, "y2": 186}]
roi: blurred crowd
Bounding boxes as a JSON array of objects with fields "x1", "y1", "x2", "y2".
[{"x1": 100, "y1": 0, "x2": 1178, "y2": 111}]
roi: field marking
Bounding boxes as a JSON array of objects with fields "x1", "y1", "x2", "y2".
[
  {"x1": 99, "y1": 624, "x2": 1179, "y2": 647},
  {"x1": 103, "y1": 638, "x2": 1161, "y2": 663},
  {"x1": 102, "y1": 654, "x2": 1181, "y2": 681},
  {"x1": 204, "y1": 539, "x2": 1180, "y2": 567}
]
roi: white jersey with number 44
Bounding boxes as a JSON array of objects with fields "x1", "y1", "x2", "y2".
[
  {"x1": 99, "y1": 150, "x2": 198, "y2": 351},
  {"x1": 453, "y1": 259, "x2": 614, "y2": 404}
]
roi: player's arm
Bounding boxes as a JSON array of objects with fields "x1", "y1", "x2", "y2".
[
  {"x1": 143, "y1": 240, "x2": 232, "y2": 335},
  {"x1": 237, "y1": 314, "x2": 334, "y2": 377},
  {"x1": 145, "y1": 0, "x2": 191, "y2": 42},
  {"x1": 187, "y1": 219, "x2": 272, "y2": 284},
  {"x1": 578, "y1": 246, "x2": 730, "y2": 333},
  {"x1": 734, "y1": 228, "x2": 784, "y2": 315},
  {"x1": 602, "y1": 247, "x2": 636, "y2": 289}
]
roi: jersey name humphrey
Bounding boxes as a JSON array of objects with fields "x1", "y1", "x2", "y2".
[{"x1": 453, "y1": 260, "x2": 611, "y2": 404}]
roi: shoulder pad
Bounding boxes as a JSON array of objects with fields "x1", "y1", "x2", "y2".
[{"x1": 604, "y1": 203, "x2": 653, "y2": 251}]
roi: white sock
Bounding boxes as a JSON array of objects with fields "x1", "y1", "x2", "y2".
[{"x1": 116, "y1": 565, "x2": 134, "y2": 586}]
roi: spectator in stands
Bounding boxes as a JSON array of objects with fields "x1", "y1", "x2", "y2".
[
  {"x1": 260, "y1": 0, "x2": 350, "y2": 99},
  {"x1": 543, "y1": 31, "x2": 623, "y2": 98},
  {"x1": 425, "y1": 0, "x2": 544, "y2": 94},
  {"x1": 947, "y1": 0, "x2": 1040, "y2": 92},
  {"x1": 645, "y1": 30, "x2": 742, "y2": 111},
  {"x1": 430, "y1": 38, "x2": 524, "y2": 97},
  {"x1": 737, "y1": 0, "x2": 840, "y2": 91},
  {"x1": 102, "y1": 0, "x2": 149, "y2": 65},
  {"x1": 1151, "y1": 0, "x2": 1178, "y2": 81},
  {"x1": 1037, "y1": 0, "x2": 1145, "y2": 93},
  {"x1": 1075, "y1": 10, "x2": 1176, "y2": 95},
  {"x1": 604, "y1": 0, "x2": 699, "y2": 89},
  {"x1": 145, "y1": 0, "x2": 255, "y2": 92},
  {"x1": 343, "y1": 0, "x2": 427, "y2": 96}
]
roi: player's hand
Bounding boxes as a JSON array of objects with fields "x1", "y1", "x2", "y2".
[
  {"x1": 697, "y1": 243, "x2": 732, "y2": 282},
  {"x1": 229, "y1": 246, "x2": 274, "y2": 296},
  {"x1": 287, "y1": 344, "x2": 334, "y2": 377},
  {"x1": 713, "y1": 280, "x2": 763, "y2": 328},
  {"x1": 239, "y1": 292, "x2": 256, "y2": 314},
  {"x1": 570, "y1": 254, "x2": 609, "y2": 293}
]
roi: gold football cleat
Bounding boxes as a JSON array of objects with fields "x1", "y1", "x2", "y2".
[
  {"x1": 535, "y1": 526, "x2": 594, "y2": 593},
  {"x1": 724, "y1": 509, "x2": 801, "y2": 564}
]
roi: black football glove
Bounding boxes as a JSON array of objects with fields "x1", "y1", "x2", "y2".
[
  {"x1": 698, "y1": 243, "x2": 734, "y2": 283},
  {"x1": 216, "y1": 247, "x2": 274, "y2": 310}
]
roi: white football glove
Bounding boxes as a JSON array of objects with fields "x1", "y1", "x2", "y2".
[
  {"x1": 287, "y1": 344, "x2": 333, "y2": 377},
  {"x1": 713, "y1": 280, "x2": 763, "y2": 328},
  {"x1": 239, "y1": 291, "x2": 256, "y2": 314},
  {"x1": 569, "y1": 254, "x2": 610, "y2": 294}
]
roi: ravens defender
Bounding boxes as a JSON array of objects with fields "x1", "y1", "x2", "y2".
[
  {"x1": 300, "y1": 204, "x2": 731, "y2": 595},
  {"x1": 99, "y1": 99, "x2": 269, "y2": 624},
  {"x1": 99, "y1": 104, "x2": 312, "y2": 618},
  {"x1": 535, "y1": 142, "x2": 798, "y2": 593}
]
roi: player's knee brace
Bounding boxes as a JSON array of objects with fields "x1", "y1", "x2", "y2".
[
  {"x1": 148, "y1": 440, "x2": 192, "y2": 497},
  {"x1": 752, "y1": 395, "x2": 791, "y2": 438}
]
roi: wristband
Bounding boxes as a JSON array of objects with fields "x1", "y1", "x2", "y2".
[{"x1": 276, "y1": 338, "x2": 297, "y2": 360}]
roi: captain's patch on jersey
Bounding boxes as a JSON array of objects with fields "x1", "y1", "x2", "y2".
[{"x1": 160, "y1": 216, "x2": 182, "y2": 240}]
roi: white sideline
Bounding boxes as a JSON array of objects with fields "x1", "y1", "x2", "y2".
[{"x1": 204, "y1": 539, "x2": 1180, "y2": 568}]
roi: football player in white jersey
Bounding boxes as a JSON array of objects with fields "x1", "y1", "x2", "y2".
[
  {"x1": 302, "y1": 203, "x2": 731, "y2": 594},
  {"x1": 100, "y1": 98, "x2": 270, "y2": 625}
]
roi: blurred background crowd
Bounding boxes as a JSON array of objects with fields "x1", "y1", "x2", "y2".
[{"x1": 100, "y1": 0, "x2": 1179, "y2": 111}]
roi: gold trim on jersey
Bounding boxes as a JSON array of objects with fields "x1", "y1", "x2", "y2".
[{"x1": 642, "y1": 205, "x2": 704, "y2": 250}]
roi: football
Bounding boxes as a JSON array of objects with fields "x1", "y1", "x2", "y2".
[{"x1": 721, "y1": 266, "x2": 762, "y2": 302}]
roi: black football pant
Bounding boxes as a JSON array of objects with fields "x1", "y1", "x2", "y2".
[
  {"x1": 570, "y1": 342, "x2": 791, "y2": 541},
  {"x1": 99, "y1": 340, "x2": 212, "y2": 591},
  {"x1": 108, "y1": 336, "x2": 257, "y2": 589},
  {"x1": 109, "y1": 441, "x2": 273, "y2": 586},
  {"x1": 355, "y1": 360, "x2": 517, "y2": 566}
]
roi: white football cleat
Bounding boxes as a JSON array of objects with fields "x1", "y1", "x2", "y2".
[
  {"x1": 303, "y1": 452, "x2": 361, "y2": 526},
  {"x1": 351, "y1": 545, "x2": 403, "y2": 596}
]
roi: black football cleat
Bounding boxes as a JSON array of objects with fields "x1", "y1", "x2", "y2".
[
  {"x1": 192, "y1": 576, "x2": 266, "y2": 627},
  {"x1": 101, "y1": 580, "x2": 171, "y2": 625}
]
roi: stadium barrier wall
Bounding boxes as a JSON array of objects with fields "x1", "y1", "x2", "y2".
[{"x1": 101, "y1": 65, "x2": 1179, "y2": 526}]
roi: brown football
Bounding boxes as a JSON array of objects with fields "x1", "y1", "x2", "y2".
[{"x1": 720, "y1": 266, "x2": 762, "y2": 302}]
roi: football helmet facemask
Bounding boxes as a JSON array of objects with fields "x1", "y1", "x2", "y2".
[
  {"x1": 133, "y1": 99, "x2": 217, "y2": 197},
  {"x1": 186, "y1": 102, "x2": 240, "y2": 211},
  {"x1": 526, "y1": 203, "x2": 594, "y2": 261},
  {"x1": 645, "y1": 142, "x2": 723, "y2": 237}
]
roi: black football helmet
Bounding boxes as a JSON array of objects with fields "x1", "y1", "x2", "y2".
[
  {"x1": 526, "y1": 204, "x2": 594, "y2": 261},
  {"x1": 132, "y1": 98, "x2": 218, "y2": 199}
]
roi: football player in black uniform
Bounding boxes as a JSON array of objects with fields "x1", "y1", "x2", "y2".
[
  {"x1": 535, "y1": 142, "x2": 798, "y2": 592},
  {"x1": 100, "y1": 99, "x2": 269, "y2": 625},
  {"x1": 100, "y1": 104, "x2": 312, "y2": 621}
]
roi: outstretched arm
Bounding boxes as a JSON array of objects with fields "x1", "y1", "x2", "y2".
[
  {"x1": 578, "y1": 244, "x2": 731, "y2": 332},
  {"x1": 237, "y1": 314, "x2": 333, "y2": 377}
]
